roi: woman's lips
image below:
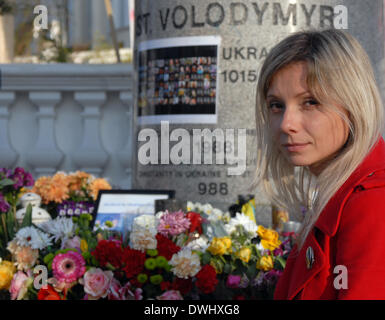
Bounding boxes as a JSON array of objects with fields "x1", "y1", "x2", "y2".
[{"x1": 283, "y1": 143, "x2": 310, "y2": 152}]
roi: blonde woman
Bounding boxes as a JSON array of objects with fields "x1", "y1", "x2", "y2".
[{"x1": 253, "y1": 29, "x2": 385, "y2": 299}]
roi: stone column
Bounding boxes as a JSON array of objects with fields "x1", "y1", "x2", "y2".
[
  {"x1": 91, "y1": 0, "x2": 109, "y2": 48},
  {"x1": 27, "y1": 92, "x2": 64, "y2": 176},
  {"x1": 73, "y1": 0, "x2": 90, "y2": 48},
  {"x1": 117, "y1": 91, "x2": 133, "y2": 188},
  {"x1": 0, "y1": 92, "x2": 18, "y2": 167},
  {"x1": 72, "y1": 92, "x2": 109, "y2": 175},
  {"x1": 0, "y1": 13, "x2": 14, "y2": 63}
]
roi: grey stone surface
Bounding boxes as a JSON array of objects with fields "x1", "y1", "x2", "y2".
[{"x1": 133, "y1": 0, "x2": 384, "y2": 218}]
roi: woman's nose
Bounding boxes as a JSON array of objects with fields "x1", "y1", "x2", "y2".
[{"x1": 280, "y1": 105, "x2": 301, "y2": 134}]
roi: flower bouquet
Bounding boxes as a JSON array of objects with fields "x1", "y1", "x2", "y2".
[
  {"x1": 187, "y1": 202, "x2": 296, "y2": 300},
  {"x1": 0, "y1": 168, "x2": 35, "y2": 258},
  {"x1": 32, "y1": 171, "x2": 112, "y2": 219},
  {"x1": 0, "y1": 199, "x2": 296, "y2": 300}
]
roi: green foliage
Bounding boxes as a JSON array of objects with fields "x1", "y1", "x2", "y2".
[{"x1": 20, "y1": 204, "x2": 32, "y2": 229}]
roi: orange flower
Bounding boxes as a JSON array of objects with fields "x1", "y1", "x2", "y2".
[
  {"x1": 89, "y1": 178, "x2": 111, "y2": 201},
  {"x1": 38, "y1": 285, "x2": 65, "y2": 300},
  {"x1": 68, "y1": 171, "x2": 91, "y2": 193},
  {"x1": 32, "y1": 176, "x2": 53, "y2": 204}
]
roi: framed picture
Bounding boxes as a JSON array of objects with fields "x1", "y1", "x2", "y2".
[{"x1": 92, "y1": 190, "x2": 175, "y2": 234}]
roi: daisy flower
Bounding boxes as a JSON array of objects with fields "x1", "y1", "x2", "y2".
[
  {"x1": 224, "y1": 212, "x2": 258, "y2": 236},
  {"x1": 39, "y1": 217, "x2": 75, "y2": 243},
  {"x1": 14, "y1": 227, "x2": 52, "y2": 250},
  {"x1": 169, "y1": 248, "x2": 201, "y2": 279},
  {"x1": 52, "y1": 251, "x2": 86, "y2": 283}
]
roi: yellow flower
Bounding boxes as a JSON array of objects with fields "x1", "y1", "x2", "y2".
[
  {"x1": 89, "y1": 178, "x2": 112, "y2": 201},
  {"x1": 207, "y1": 237, "x2": 232, "y2": 256},
  {"x1": 257, "y1": 226, "x2": 281, "y2": 250},
  {"x1": 236, "y1": 247, "x2": 251, "y2": 263},
  {"x1": 80, "y1": 239, "x2": 88, "y2": 253},
  {"x1": 256, "y1": 256, "x2": 274, "y2": 271},
  {"x1": 0, "y1": 260, "x2": 15, "y2": 290}
]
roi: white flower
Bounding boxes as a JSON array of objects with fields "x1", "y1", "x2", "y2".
[
  {"x1": 129, "y1": 227, "x2": 157, "y2": 252},
  {"x1": 193, "y1": 202, "x2": 203, "y2": 212},
  {"x1": 186, "y1": 201, "x2": 195, "y2": 211},
  {"x1": 15, "y1": 227, "x2": 52, "y2": 250},
  {"x1": 224, "y1": 212, "x2": 258, "y2": 236},
  {"x1": 255, "y1": 242, "x2": 265, "y2": 252},
  {"x1": 207, "y1": 208, "x2": 223, "y2": 222},
  {"x1": 169, "y1": 248, "x2": 201, "y2": 279},
  {"x1": 39, "y1": 217, "x2": 75, "y2": 243},
  {"x1": 132, "y1": 215, "x2": 158, "y2": 233},
  {"x1": 155, "y1": 211, "x2": 165, "y2": 219},
  {"x1": 201, "y1": 204, "x2": 213, "y2": 215},
  {"x1": 185, "y1": 236, "x2": 209, "y2": 252}
]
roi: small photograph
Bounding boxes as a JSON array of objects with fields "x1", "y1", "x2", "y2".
[{"x1": 138, "y1": 36, "x2": 219, "y2": 123}]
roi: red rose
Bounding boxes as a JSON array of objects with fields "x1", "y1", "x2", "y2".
[
  {"x1": 91, "y1": 240, "x2": 124, "y2": 269},
  {"x1": 195, "y1": 265, "x2": 218, "y2": 294},
  {"x1": 233, "y1": 295, "x2": 246, "y2": 300},
  {"x1": 38, "y1": 285, "x2": 64, "y2": 300},
  {"x1": 121, "y1": 247, "x2": 146, "y2": 279},
  {"x1": 172, "y1": 277, "x2": 193, "y2": 295},
  {"x1": 156, "y1": 234, "x2": 181, "y2": 260},
  {"x1": 186, "y1": 212, "x2": 203, "y2": 234}
]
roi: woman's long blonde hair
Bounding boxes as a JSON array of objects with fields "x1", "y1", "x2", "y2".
[{"x1": 253, "y1": 29, "x2": 384, "y2": 250}]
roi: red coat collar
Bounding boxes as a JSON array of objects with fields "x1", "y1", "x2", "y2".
[{"x1": 315, "y1": 136, "x2": 385, "y2": 236}]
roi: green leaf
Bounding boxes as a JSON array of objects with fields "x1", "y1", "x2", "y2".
[
  {"x1": 20, "y1": 204, "x2": 33, "y2": 228},
  {"x1": 0, "y1": 178, "x2": 15, "y2": 188},
  {"x1": 275, "y1": 256, "x2": 286, "y2": 269},
  {"x1": 201, "y1": 252, "x2": 211, "y2": 265},
  {"x1": 246, "y1": 263, "x2": 257, "y2": 279},
  {"x1": 223, "y1": 263, "x2": 232, "y2": 274},
  {"x1": 6, "y1": 209, "x2": 15, "y2": 239}
]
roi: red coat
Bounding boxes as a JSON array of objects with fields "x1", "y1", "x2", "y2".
[{"x1": 274, "y1": 136, "x2": 385, "y2": 300}]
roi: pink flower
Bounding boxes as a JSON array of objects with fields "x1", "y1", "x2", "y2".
[
  {"x1": 61, "y1": 236, "x2": 81, "y2": 253},
  {"x1": 226, "y1": 275, "x2": 241, "y2": 289},
  {"x1": 10, "y1": 271, "x2": 32, "y2": 300},
  {"x1": 108, "y1": 278, "x2": 143, "y2": 300},
  {"x1": 158, "y1": 210, "x2": 191, "y2": 237},
  {"x1": 82, "y1": 268, "x2": 113, "y2": 300},
  {"x1": 157, "y1": 290, "x2": 184, "y2": 300},
  {"x1": 52, "y1": 251, "x2": 86, "y2": 283}
]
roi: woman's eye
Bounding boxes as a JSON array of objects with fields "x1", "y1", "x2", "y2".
[
  {"x1": 268, "y1": 102, "x2": 284, "y2": 112},
  {"x1": 303, "y1": 99, "x2": 319, "y2": 108}
]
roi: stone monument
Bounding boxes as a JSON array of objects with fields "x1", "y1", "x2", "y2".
[{"x1": 133, "y1": 0, "x2": 384, "y2": 226}]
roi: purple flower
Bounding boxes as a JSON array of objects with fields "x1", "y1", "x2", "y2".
[
  {"x1": 23, "y1": 172, "x2": 34, "y2": 187},
  {"x1": 226, "y1": 274, "x2": 241, "y2": 289},
  {"x1": 263, "y1": 270, "x2": 283, "y2": 285},
  {"x1": 57, "y1": 201, "x2": 95, "y2": 217},
  {"x1": 239, "y1": 274, "x2": 249, "y2": 289},
  {"x1": 251, "y1": 272, "x2": 265, "y2": 288},
  {"x1": 158, "y1": 210, "x2": 191, "y2": 237},
  {"x1": 0, "y1": 168, "x2": 12, "y2": 179},
  {"x1": 273, "y1": 247, "x2": 284, "y2": 256},
  {"x1": 9, "y1": 167, "x2": 34, "y2": 190},
  {"x1": 0, "y1": 193, "x2": 10, "y2": 213}
]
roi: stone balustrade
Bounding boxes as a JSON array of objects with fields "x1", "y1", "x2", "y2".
[{"x1": 0, "y1": 63, "x2": 134, "y2": 188}]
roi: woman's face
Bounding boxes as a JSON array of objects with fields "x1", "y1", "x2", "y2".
[{"x1": 266, "y1": 62, "x2": 350, "y2": 176}]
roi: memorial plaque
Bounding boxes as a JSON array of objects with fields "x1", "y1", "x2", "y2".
[{"x1": 133, "y1": 0, "x2": 384, "y2": 222}]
